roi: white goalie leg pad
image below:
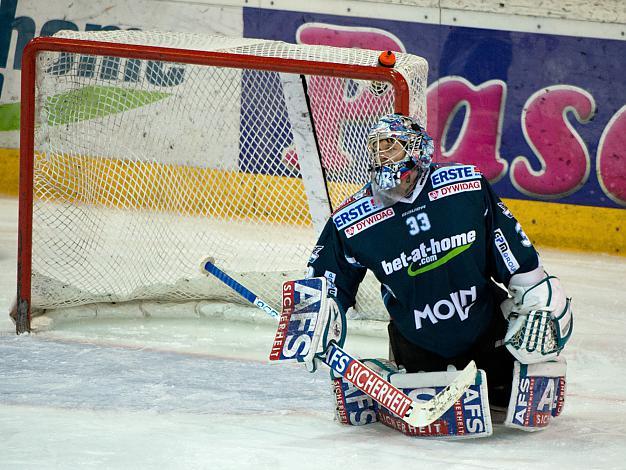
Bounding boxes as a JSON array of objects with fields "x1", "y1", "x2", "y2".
[
  {"x1": 331, "y1": 359, "x2": 398, "y2": 426},
  {"x1": 505, "y1": 357, "x2": 567, "y2": 431},
  {"x1": 377, "y1": 368, "x2": 493, "y2": 439},
  {"x1": 269, "y1": 277, "x2": 346, "y2": 373}
]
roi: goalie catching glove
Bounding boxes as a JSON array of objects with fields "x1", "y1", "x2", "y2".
[{"x1": 501, "y1": 268, "x2": 573, "y2": 364}]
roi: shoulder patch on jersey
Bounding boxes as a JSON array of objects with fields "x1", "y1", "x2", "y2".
[
  {"x1": 308, "y1": 245, "x2": 324, "y2": 264},
  {"x1": 430, "y1": 164, "x2": 481, "y2": 189},
  {"x1": 493, "y1": 229, "x2": 521, "y2": 273},
  {"x1": 332, "y1": 184, "x2": 373, "y2": 215},
  {"x1": 498, "y1": 202, "x2": 514, "y2": 218}
]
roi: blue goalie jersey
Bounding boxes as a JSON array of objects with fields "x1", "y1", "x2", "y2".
[{"x1": 308, "y1": 163, "x2": 539, "y2": 358}]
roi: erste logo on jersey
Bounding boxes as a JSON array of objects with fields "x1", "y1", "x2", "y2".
[
  {"x1": 429, "y1": 180, "x2": 481, "y2": 201},
  {"x1": 430, "y1": 165, "x2": 481, "y2": 188},
  {"x1": 344, "y1": 208, "x2": 394, "y2": 238},
  {"x1": 333, "y1": 197, "x2": 383, "y2": 229}
]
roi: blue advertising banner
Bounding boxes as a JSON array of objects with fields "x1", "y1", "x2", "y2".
[{"x1": 244, "y1": 8, "x2": 626, "y2": 209}]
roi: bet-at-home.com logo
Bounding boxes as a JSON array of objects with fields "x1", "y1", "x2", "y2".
[{"x1": 380, "y1": 230, "x2": 476, "y2": 277}]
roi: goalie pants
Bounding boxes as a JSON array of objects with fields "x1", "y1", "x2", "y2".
[{"x1": 388, "y1": 282, "x2": 514, "y2": 407}]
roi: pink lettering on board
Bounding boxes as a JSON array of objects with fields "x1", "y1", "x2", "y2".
[
  {"x1": 293, "y1": 23, "x2": 406, "y2": 172},
  {"x1": 296, "y1": 23, "x2": 405, "y2": 52},
  {"x1": 597, "y1": 105, "x2": 626, "y2": 206},
  {"x1": 426, "y1": 77, "x2": 508, "y2": 182},
  {"x1": 511, "y1": 86, "x2": 596, "y2": 198}
]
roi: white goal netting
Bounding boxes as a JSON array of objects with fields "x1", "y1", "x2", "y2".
[{"x1": 27, "y1": 30, "x2": 428, "y2": 322}]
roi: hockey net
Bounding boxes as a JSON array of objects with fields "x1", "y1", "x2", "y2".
[{"x1": 15, "y1": 30, "x2": 428, "y2": 332}]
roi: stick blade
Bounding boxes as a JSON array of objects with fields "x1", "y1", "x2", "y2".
[{"x1": 404, "y1": 360, "x2": 478, "y2": 428}]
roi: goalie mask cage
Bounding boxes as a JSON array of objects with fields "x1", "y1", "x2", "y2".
[{"x1": 15, "y1": 30, "x2": 428, "y2": 333}]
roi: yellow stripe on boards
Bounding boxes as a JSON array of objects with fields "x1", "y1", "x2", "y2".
[
  {"x1": 0, "y1": 148, "x2": 19, "y2": 196},
  {"x1": 32, "y1": 153, "x2": 313, "y2": 225},
  {"x1": 503, "y1": 198, "x2": 624, "y2": 256},
  {"x1": 0, "y1": 149, "x2": 622, "y2": 255}
]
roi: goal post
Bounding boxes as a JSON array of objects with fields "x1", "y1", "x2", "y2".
[{"x1": 15, "y1": 30, "x2": 428, "y2": 333}]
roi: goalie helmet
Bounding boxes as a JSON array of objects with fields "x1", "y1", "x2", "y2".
[{"x1": 367, "y1": 114, "x2": 434, "y2": 205}]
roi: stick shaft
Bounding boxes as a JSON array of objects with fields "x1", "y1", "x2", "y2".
[{"x1": 201, "y1": 259, "x2": 280, "y2": 318}]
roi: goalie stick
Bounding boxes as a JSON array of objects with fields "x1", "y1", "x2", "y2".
[
  {"x1": 201, "y1": 257, "x2": 279, "y2": 319},
  {"x1": 200, "y1": 258, "x2": 477, "y2": 427}
]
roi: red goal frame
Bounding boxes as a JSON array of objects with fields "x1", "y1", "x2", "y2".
[{"x1": 15, "y1": 36, "x2": 410, "y2": 334}]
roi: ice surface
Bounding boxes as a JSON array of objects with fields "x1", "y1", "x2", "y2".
[{"x1": 1, "y1": 197, "x2": 625, "y2": 469}]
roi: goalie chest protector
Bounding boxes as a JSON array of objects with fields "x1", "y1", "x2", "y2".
[{"x1": 310, "y1": 163, "x2": 539, "y2": 358}]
